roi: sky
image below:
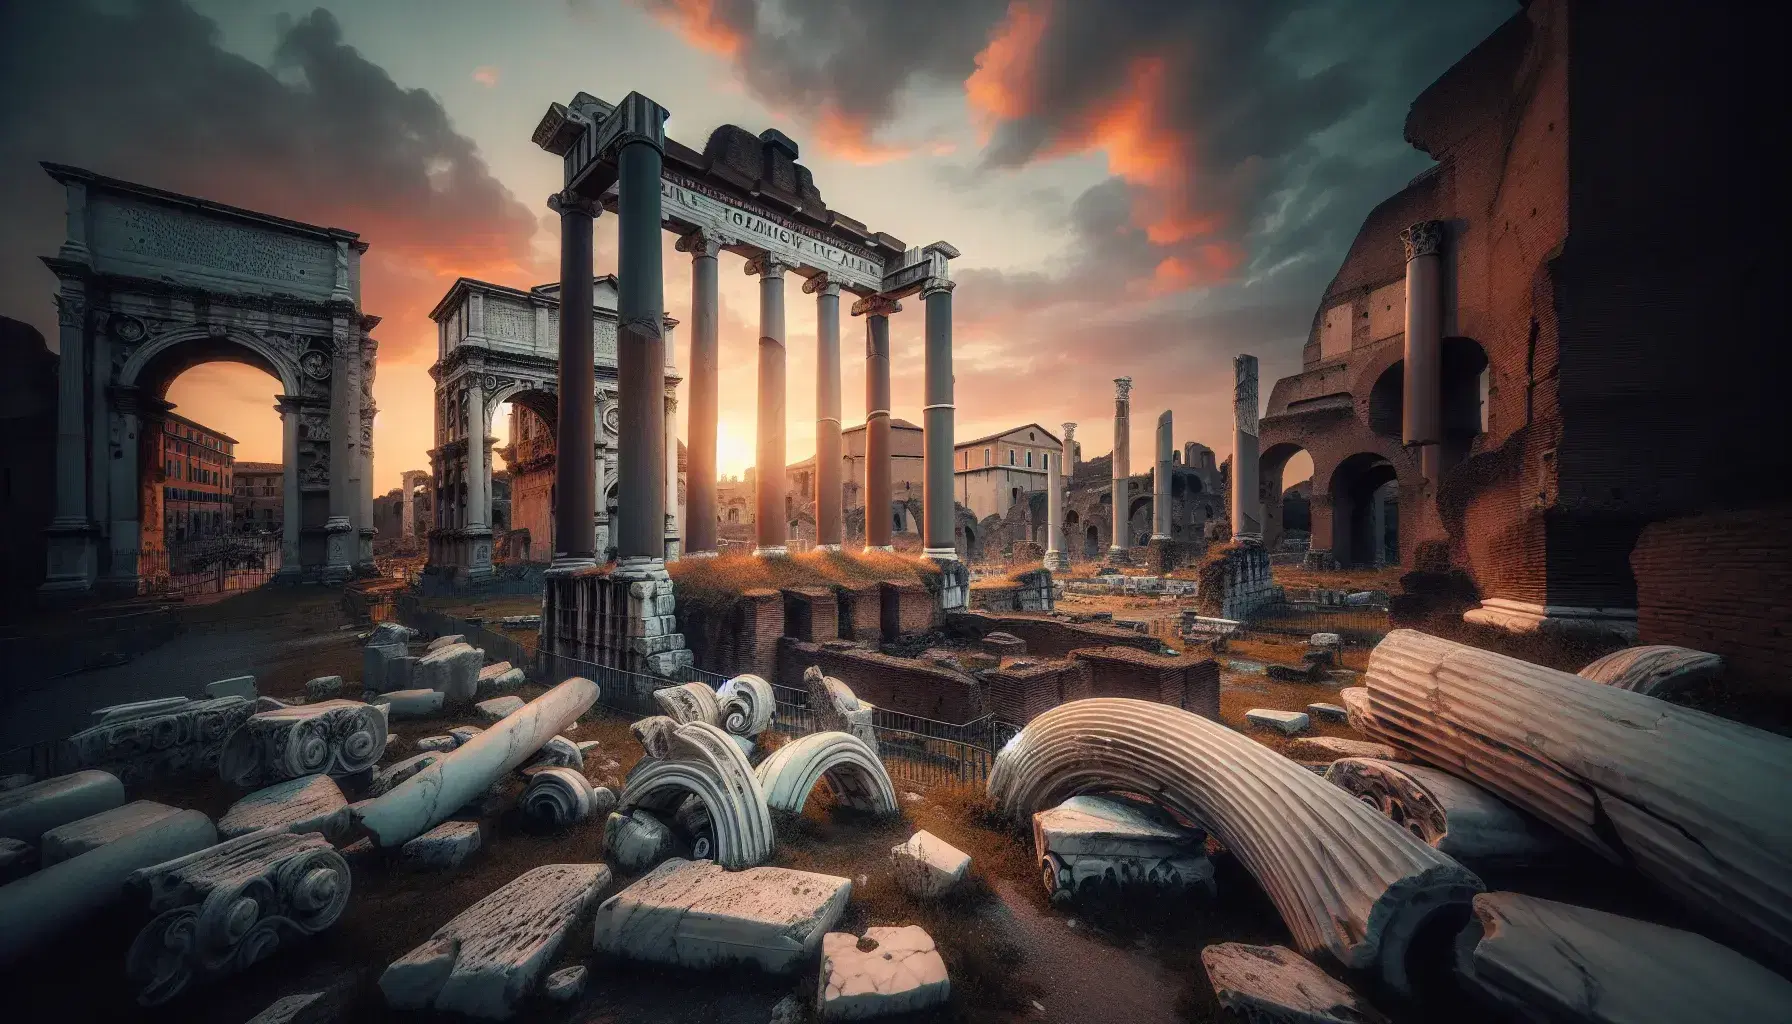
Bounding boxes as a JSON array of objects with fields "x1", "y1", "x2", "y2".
[{"x1": 0, "y1": 0, "x2": 1513, "y2": 494}]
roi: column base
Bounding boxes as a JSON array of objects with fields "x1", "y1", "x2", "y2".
[
  {"x1": 864, "y1": 545, "x2": 895, "y2": 553},
  {"x1": 683, "y1": 549, "x2": 719, "y2": 560},
  {"x1": 1149, "y1": 534, "x2": 1172, "y2": 542},
  {"x1": 1105, "y1": 546, "x2": 1132, "y2": 567},
  {"x1": 1044, "y1": 551, "x2": 1071, "y2": 571},
  {"x1": 753, "y1": 545, "x2": 790, "y2": 558},
  {"x1": 922, "y1": 547, "x2": 959, "y2": 561},
  {"x1": 40, "y1": 518, "x2": 98, "y2": 595},
  {"x1": 546, "y1": 555, "x2": 599, "y2": 576},
  {"x1": 615, "y1": 554, "x2": 669, "y2": 582},
  {"x1": 664, "y1": 537, "x2": 682, "y2": 563},
  {"x1": 322, "y1": 517, "x2": 356, "y2": 584},
  {"x1": 1463, "y1": 598, "x2": 1640, "y2": 642},
  {"x1": 815, "y1": 543, "x2": 843, "y2": 553},
  {"x1": 1231, "y1": 533, "x2": 1264, "y2": 547}
]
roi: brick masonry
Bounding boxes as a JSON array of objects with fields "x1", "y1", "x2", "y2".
[
  {"x1": 880, "y1": 581, "x2": 938, "y2": 641},
  {"x1": 944, "y1": 611, "x2": 1160, "y2": 659},
  {"x1": 777, "y1": 638, "x2": 987, "y2": 724}
]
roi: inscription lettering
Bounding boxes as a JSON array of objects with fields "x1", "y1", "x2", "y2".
[{"x1": 656, "y1": 176, "x2": 884, "y2": 288}]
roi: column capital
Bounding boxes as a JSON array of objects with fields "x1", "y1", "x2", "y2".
[
  {"x1": 744, "y1": 252, "x2": 790, "y2": 279},
  {"x1": 275, "y1": 394, "x2": 306, "y2": 413},
  {"x1": 1113, "y1": 377, "x2": 1133, "y2": 401},
  {"x1": 921, "y1": 278, "x2": 956, "y2": 299},
  {"x1": 1062, "y1": 421, "x2": 1077, "y2": 438},
  {"x1": 548, "y1": 190, "x2": 601, "y2": 218},
  {"x1": 851, "y1": 294, "x2": 903, "y2": 318},
  {"x1": 1400, "y1": 220, "x2": 1445, "y2": 261},
  {"x1": 802, "y1": 273, "x2": 841, "y2": 297},
  {"x1": 675, "y1": 227, "x2": 730, "y2": 259}
]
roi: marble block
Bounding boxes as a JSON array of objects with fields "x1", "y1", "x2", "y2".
[
  {"x1": 380, "y1": 862, "x2": 611, "y2": 1019},
  {"x1": 39, "y1": 800, "x2": 183, "y2": 866},
  {"x1": 243, "y1": 973, "x2": 359, "y2": 1024},
  {"x1": 403, "y1": 820, "x2": 483, "y2": 870},
  {"x1": 891, "y1": 830, "x2": 970, "y2": 899},
  {"x1": 524, "y1": 734, "x2": 583, "y2": 772},
  {"x1": 1307, "y1": 702, "x2": 1349, "y2": 723},
  {"x1": 426, "y1": 634, "x2": 466, "y2": 652},
  {"x1": 1309, "y1": 633, "x2": 1343, "y2": 650},
  {"x1": 1202, "y1": 943, "x2": 1387, "y2": 1024},
  {"x1": 365, "y1": 643, "x2": 415, "y2": 694},
  {"x1": 1246, "y1": 709, "x2": 1310, "y2": 735},
  {"x1": 370, "y1": 752, "x2": 445, "y2": 797},
  {"x1": 475, "y1": 696, "x2": 525, "y2": 723},
  {"x1": 543, "y1": 965, "x2": 587, "y2": 1002},
  {"x1": 592, "y1": 858, "x2": 853, "y2": 974},
  {"x1": 450, "y1": 725, "x2": 485, "y2": 746},
  {"x1": 417, "y1": 643, "x2": 482, "y2": 703},
  {"x1": 604, "y1": 809, "x2": 677, "y2": 873},
  {"x1": 219, "y1": 774, "x2": 350, "y2": 840},
  {"x1": 306, "y1": 675, "x2": 344, "y2": 699},
  {"x1": 818, "y1": 926, "x2": 950, "y2": 1021},
  {"x1": 376, "y1": 689, "x2": 446, "y2": 719},
  {"x1": 0, "y1": 769, "x2": 126, "y2": 842},
  {"x1": 1033, "y1": 794, "x2": 1213, "y2": 901},
  {"x1": 368, "y1": 622, "x2": 418, "y2": 647},
  {"x1": 206, "y1": 675, "x2": 258, "y2": 700},
  {"x1": 90, "y1": 697, "x2": 191, "y2": 724}
]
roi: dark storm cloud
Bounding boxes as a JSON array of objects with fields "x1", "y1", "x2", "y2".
[{"x1": 0, "y1": 0, "x2": 541, "y2": 356}]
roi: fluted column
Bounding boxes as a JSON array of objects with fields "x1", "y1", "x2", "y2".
[
  {"x1": 1401, "y1": 221, "x2": 1444, "y2": 478},
  {"x1": 549, "y1": 190, "x2": 598, "y2": 570},
  {"x1": 1108, "y1": 377, "x2": 1132, "y2": 561},
  {"x1": 43, "y1": 278, "x2": 95, "y2": 593},
  {"x1": 921, "y1": 281, "x2": 957, "y2": 560},
  {"x1": 322, "y1": 311, "x2": 358, "y2": 583},
  {"x1": 807, "y1": 275, "x2": 844, "y2": 551},
  {"x1": 101, "y1": 385, "x2": 142, "y2": 594},
  {"x1": 1232, "y1": 354, "x2": 1262, "y2": 542},
  {"x1": 615, "y1": 137, "x2": 668, "y2": 568},
  {"x1": 1044, "y1": 450, "x2": 1068, "y2": 570},
  {"x1": 1153, "y1": 409, "x2": 1173, "y2": 541},
  {"x1": 747, "y1": 253, "x2": 789, "y2": 557},
  {"x1": 676, "y1": 228, "x2": 723, "y2": 557},
  {"x1": 855, "y1": 295, "x2": 900, "y2": 551},
  {"x1": 462, "y1": 377, "x2": 493, "y2": 580}
]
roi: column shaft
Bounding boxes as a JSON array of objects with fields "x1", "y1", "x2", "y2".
[
  {"x1": 1153, "y1": 409, "x2": 1173, "y2": 540},
  {"x1": 465, "y1": 382, "x2": 487, "y2": 529},
  {"x1": 682, "y1": 233, "x2": 720, "y2": 555},
  {"x1": 104, "y1": 391, "x2": 140, "y2": 591},
  {"x1": 1109, "y1": 378, "x2": 1132, "y2": 558},
  {"x1": 864, "y1": 310, "x2": 893, "y2": 550},
  {"x1": 750, "y1": 255, "x2": 788, "y2": 555},
  {"x1": 811, "y1": 278, "x2": 843, "y2": 549},
  {"x1": 278, "y1": 397, "x2": 303, "y2": 574},
  {"x1": 1045, "y1": 449, "x2": 1065, "y2": 569},
  {"x1": 614, "y1": 140, "x2": 667, "y2": 563},
  {"x1": 550, "y1": 192, "x2": 597, "y2": 565},
  {"x1": 664, "y1": 391, "x2": 680, "y2": 560},
  {"x1": 51, "y1": 283, "x2": 88, "y2": 525},
  {"x1": 1402, "y1": 221, "x2": 1444, "y2": 447},
  {"x1": 921, "y1": 283, "x2": 956, "y2": 558},
  {"x1": 323, "y1": 319, "x2": 357, "y2": 580},
  {"x1": 1232, "y1": 354, "x2": 1262, "y2": 541}
]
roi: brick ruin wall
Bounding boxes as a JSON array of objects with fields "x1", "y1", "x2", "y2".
[
  {"x1": 944, "y1": 611, "x2": 1160, "y2": 659},
  {"x1": 777, "y1": 638, "x2": 988, "y2": 724}
]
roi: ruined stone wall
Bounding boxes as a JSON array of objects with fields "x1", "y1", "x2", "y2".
[
  {"x1": 780, "y1": 587, "x2": 838, "y2": 644},
  {"x1": 944, "y1": 611, "x2": 1159, "y2": 659},
  {"x1": 879, "y1": 581, "x2": 938, "y2": 640},
  {"x1": 777, "y1": 638, "x2": 987, "y2": 723},
  {"x1": 677, "y1": 588, "x2": 783, "y2": 679},
  {"x1": 1630, "y1": 503, "x2": 1792, "y2": 699},
  {"x1": 1075, "y1": 646, "x2": 1220, "y2": 721}
]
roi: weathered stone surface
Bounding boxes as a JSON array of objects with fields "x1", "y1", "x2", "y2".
[
  {"x1": 219, "y1": 774, "x2": 350, "y2": 840},
  {"x1": 605, "y1": 809, "x2": 677, "y2": 873},
  {"x1": 1338, "y1": 687, "x2": 1372, "y2": 734},
  {"x1": 990, "y1": 699, "x2": 1483, "y2": 993},
  {"x1": 1326, "y1": 758, "x2": 1561, "y2": 867},
  {"x1": 403, "y1": 820, "x2": 483, "y2": 870},
  {"x1": 450, "y1": 725, "x2": 484, "y2": 746},
  {"x1": 425, "y1": 634, "x2": 465, "y2": 652},
  {"x1": 375, "y1": 688, "x2": 446, "y2": 719},
  {"x1": 1286, "y1": 736, "x2": 1402, "y2": 764},
  {"x1": 717, "y1": 674, "x2": 776, "y2": 738},
  {"x1": 593, "y1": 858, "x2": 852, "y2": 974},
  {"x1": 521, "y1": 767, "x2": 602, "y2": 827},
  {"x1": 380, "y1": 862, "x2": 611, "y2": 1019},
  {"x1": 1201, "y1": 943, "x2": 1388, "y2": 1024},
  {"x1": 756, "y1": 731, "x2": 898, "y2": 817},
  {"x1": 818, "y1": 926, "x2": 950, "y2": 1021},
  {"x1": 0, "y1": 774, "x2": 34, "y2": 791},
  {"x1": 256, "y1": 696, "x2": 293, "y2": 713},
  {"x1": 475, "y1": 662, "x2": 524, "y2": 697},
  {"x1": 891, "y1": 830, "x2": 970, "y2": 899},
  {"x1": 364, "y1": 643, "x2": 415, "y2": 694},
  {"x1": 1457, "y1": 892, "x2": 1792, "y2": 1024},
  {"x1": 205, "y1": 675, "x2": 259, "y2": 700},
  {"x1": 39, "y1": 800, "x2": 182, "y2": 866},
  {"x1": 1309, "y1": 633, "x2": 1342, "y2": 650},
  {"x1": 542, "y1": 965, "x2": 586, "y2": 1003},
  {"x1": 1033, "y1": 794, "x2": 1213, "y2": 901},
  {"x1": 621, "y1": 717, "x2": 774, "y2": 869},
  {"x1": 1359, "y1": 629, "x2": 1792, "y2": 966},
  {"x1": 370, "y1": 752, "x2": 444, "y2": 797},
  {"x1": 127, "y1": 830, "x2": 351, "y2": 1006},
  {"x1": 524, "y1": 734, "x2": 583, "y2": 771},
  {"x1": 0, "y1": 836, "x2": 37, "y2": 883},
  {"x1": 417, "y1": 643, "x2": 483, "y2": 703},
  {"x1": 62, "y1": 696, "x2": 254, "y2": 784},
  {"x1": 306, "y1": 675, "x2": 344, "y2": 699},
  {"x1": 475, "y1": 696, "x2": 525, "y2": 723},
  {"x1": 1577, "y1": 644, "x2": 1725, "y2": 699},
  {"x1": 1246, "y1": 708, "x2": 1310, "y2": 735},
  {"x1": 0, "y1": 808, "x2": 216, "y2": 966},
  {"x1": 1306, "y1": 702, "x2": 1349, "y2": 723},
  {"x1": 242, "y1": 973, "x2": 359, "y2": 1024},
  {"x1": 355, "y1": 677, "x2": 599, "y2": 847},
  {"x1": 0, "y1": 769, "x2": 126, "y2": 842},
  {"x1": 652, "y1": 681, "x2": 721, "y2": 726},
  {"x1": 368, "y1": 622, "x2": 418, "y2": 647},
  {"x1": 803, "y1": 666, "x2": 878, "y2": 754},
  {"x1": 416, "y1": 735, "x2": 458, "y2": 753},
  {"x1": 219, "y1": 699, "x2": 389, "y2": 788},
  {"x1": 90, "y1": 697, "x2": 191, "y2": 724}
]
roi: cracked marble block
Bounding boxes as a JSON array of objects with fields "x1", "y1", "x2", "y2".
[
  {"x1": 1246, "y1": 708, "x2": 1309, "y2": 735},
  {"x1": 403, "y1": 820, "x2": 483, "y2": 870},
  {"x1": 0, "y1": 769, "x2": 126, "y2": 842},
  {"x1": 370, "y1": 752, "x2": 444, "y2": 797},
  {"x1": 818, "y1": 926, "x2": 950, "y2": 1021},
  {"x1": 475, "y1": 696, "x2": 525, "y2": 723},
  {"x1": 1202, "y1": 943, "x2": 1387, "y2": 1024},
  {"x1": 476, "y1": 662, "x2": 525, "y2": 697},
  {"x1": 364, "y1": 643, "x2": 416, "y2": 694},
  {"x1": 39, "y1": 800, "x2": 183, "y2": 866},
  {"x1": 604, "y1": 809, "x2": 677, "y2": 872},
  {"x1": 380, "y1": 862, "x2": 611, "y2": 1019},
  {"x1": 219, "y1": 774, "x2": 350, "y2": 840},
  {"x1": 306, "y1": 675, "x2": 344, "y2": 699},
  {"x1": 417, "y1": 643, "x2": 483, "y2": 703},
  {"x1": 593, "y1": 858, "x2": 853, "y2": 974},
  {"x1": 1032, "y1": 794, "x2": 1213, "y2": 902},
  {"x1": 543, "y1": 965, "x2": 586, "y2": 1002},
  {"x1": 425, "y1": 634, "x2": 466, "y2": 652},
  {"x1": 1307, "y1": 702, "x2": 1348, "y2": 723},
  {"x1": 891, "y1": 830, "x2": 970, "y2": 899},
  {"x1": 368, "y1": 622, "x2": 417, "y2": 647}
]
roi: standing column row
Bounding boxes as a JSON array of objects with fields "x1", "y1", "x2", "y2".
[
  {"x1": 856, "y1": 295, "x2": 899, "y2": 552},
  {"x1": 807, "y1": 275, "x2": 843, "y2": 551},
  {"x1": 549, "y1": 190, "x2": 598, "y2": 570},
  {"x1": 747, "y1": 254, "x2": 789, "y2": 557},
  {"x1": 1108, "y1": 377, "x2": 1132, "y2": 562}
]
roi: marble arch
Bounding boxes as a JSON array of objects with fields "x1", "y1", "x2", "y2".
[{"x1": 38, "y1": 163, "x2": 378, "y2": 596}]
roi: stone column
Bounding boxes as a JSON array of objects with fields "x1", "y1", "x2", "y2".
[
  {"x1": 1063, "y1": 422, "x2": 1078, "y2": 477},
  {"x1": 1153, "y1": 409, "x2": 1173, "y2": 541},
  {"x1": 1232, "y1": 354, "x2": 1262, "y2": 543},
  {"x1": 1108, "y1": 377, "x2": 1132, "y2": 562},
  {"x1": 857, "y1": 296, "x2": 899, "y2": 551},
  {"x1": 747, "y1": 253, "x2": 789, "y2": 557},
  {"x1": 676, "y1": 228, "x2": 723, "y2": 557},
  {"x1": 594, "y1": 438, "x2": 609, "y2": 558},
  {"x1": 1401, "y1": 220, "x2": 1444, "y2": 475},
  {"x1": 807, "y1": 275, "x2": 844, "y2": 550},
  {"x1": 322, "y1": 317, "x2": 358, "y2": 583},
  {"x1": 462, "y1": 377, "x2": 493, "y2": 581},
  {"x1": 102, "y1": 385, "x2": 142, "y2": 595},
  {"x1": 921, "y1": 280, "x2": 957, "y2": 560},
  {"x1": 276, "y1": 396, "x2": 303, "y2": 578},
  {"x1": 400, "y1": 472, "x2": 416, "y2": 541},
  {"x1": 613, "y1": 134, "x2": 668, "y2": 569},
  {"x1": 548, "y1": 190, "x2": 598, "y2": 570},
  {"x1": 1044, "y1": 449, "x2": 1068, "y2": 571},
  {"x1": 663, "y1": 388, "x2": 681, "y2": 561},
  {"x1": 43, "y1": 278, "x2": 95, "y2": 593}
]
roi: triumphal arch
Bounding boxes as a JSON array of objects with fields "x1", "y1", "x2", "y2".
[
  {"x1": 425, "y1": 275, "x2": 681, "y2": 582},
  {"x1": 38, "y1": 163, "x2": 378, "y2": 597}
]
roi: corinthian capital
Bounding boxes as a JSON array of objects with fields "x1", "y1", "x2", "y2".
[
  {"x1": 1400, "y1": 220, "x2": 1445, "y2": 261},
  {"x1": 1113, "y1": 377, "x2": 1133, "y2": 401},
  {"x1": 850, "y1": 294, "x2": 903, "y2": 318},
  {"x1": 547, "y1": 190, "x2": 601, "y2": 218}
]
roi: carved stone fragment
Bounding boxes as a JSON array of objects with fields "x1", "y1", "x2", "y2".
[
  {"x1": 523, "y1": 734, "x2": 583, "y2": 771},
  {"x1": 39, "y1": 800, "x2": 182, "y2": 866},
  {"x1": 890, "y1": 831, "x2": 970, "y2": 899},
  {"x1": 1577, "y1": 644, "x2": 1725, "y2": 699},
  {"x1": 1201, "y1": 943, "x2": 1388, "y2": 1024},
  {"x1": 219, "y1": 774, "x2": 351, "y2": 840},
  {"x1": 1286, "y1": 736, "x2": 1402, "y2": 764},
  {"x1": 1325, "y1": 758, "x2": 1561, "y2": 868},
  {"x1": 0, "y1": 769, "x2": 125, "y2": 842},
  {"x1": 1359, "y1": 629, "x2": 1792, "y2": 967},
  {"x1": 755, "y1": 731, "x2": 899, "y2": 816},
  {"x1": 354, "y1": 677, "x2": 599, "y2": 846},
  {"x1": 475, "y1": 695, "x2": 525, "y2": 723},
  {"x1": 403, "y1": 820, "x2": 483, "y2": 870},
  {"x1": 1032, "y1": 794, "x2": 1213, "y2": 902},
  {"x1": 652, "y1": 682, "x2": 721, "y2": 726},
  {"x1": 802, "y1": 666, "x2": 878, "y2": 753},
  {"x1": 206, "y1": 675, "x2": 258, "y2": 700},
  {"x1": 605, "y1": 809, "x2": 677, "y2": 872},
  {"x1": 521, "y1": 766, "x2": 601, "y2": 827},
  {"x1": 219, "y1": 699, "x2": 389, "y2": 788},
  {"x1": 380, "y1": 862, "x2": 611, "y2": 1019},
  {"x1": 124, "y1": 829, "x2": 352, "y2": 1006},
  {"x1": 374, "y1": 688, "x2": 445, "y2": 719},
  {"x1": 61, "y1": 696, "x2": 254, "y2": 784},
  {"x1": 364, "y1": 643, "x2": 415, "y2": 694},
  {"x1": 417, "y1": 643, "x2": 483, "y2": 702},
  {"x1": 988, "y1": 698, "x2": 1483, "y2": 993},
  {"x1": 620, "y1": 717, "x2": 774, "y2": 869},
  {"x1": 1456, "y1": 892, "x2": 1792, "y2": 1024},
  {"x1": 368, "y1": 622, "x2": 417, "y2": 647},
  {"x1": 717, "y1": 674, "x2": 776, "y2": 737}
]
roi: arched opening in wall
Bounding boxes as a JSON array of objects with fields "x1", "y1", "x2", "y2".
[
  {"x1": 1084, "y1": 524, "x2": 1101, "y2": 559},
  {"x1": 1128, "y1": 496, "x2": 1153, "y2": 546},
  {"x1": 1328, "y1": 452, "x2": 1400, "y2": 568},
  {"x1": 1259, "y1": 444, "x2": 1313, "y2": 552},
  {"x1": 1368, "y1": 362, "x2": 1404, "y2": 439},
  {"x1": 1063, "y1": 509, "x2": 1080, "y2": 559},
  {"x1": 489, "y1": 390, "x2": 557, "y2": 565},
  {"x1": 1438, "y1": 337, "x2": 1491, "y2": 473},
  {"x1": 726, "y1": 506, "x2": 740, "y2": 524}
]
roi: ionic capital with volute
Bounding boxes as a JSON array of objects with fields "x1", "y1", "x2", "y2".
[
  {"x1": 802, "y1": 273, "x2": 842, "y2": 297},
  {"x1": 547, "y1": 190, "x2": 601, "y2": 219},
  {"x1": 744, "y1": 252, "x2": 790, "y2": 279},
  {"x1": 850, "y1": 294, "x2": 903, "y2": 318}
]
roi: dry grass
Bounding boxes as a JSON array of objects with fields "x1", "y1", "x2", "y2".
[{"x1": 1270, "y1": 563, "x2": 1407, "y2": 593}]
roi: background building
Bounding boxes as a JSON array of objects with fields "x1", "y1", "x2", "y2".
[
  {"x1": 155, "y1": 412, "x2": 235, "y2": 546},
  {"x1": 954, "y1": 423, "x2": 1061, "y2": 520},
  {"x1": 232, "y1": 462, "x2": 283, "y2": 534}
]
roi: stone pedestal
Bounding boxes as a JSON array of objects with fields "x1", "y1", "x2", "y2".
[
  {"x1": 542, "y1": 559, "x2": 693, "y2": 677},
  {"x1": 1462, "y1": 598, "x2": 1640, "y2": 642}
]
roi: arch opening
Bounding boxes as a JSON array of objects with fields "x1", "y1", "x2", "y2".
[
  {"x1": 1260, "y1": 443, "x2": 1313, "y2": 553},
  {"x1": 1329, "y1": 452, "x2": 1399, "y2": 568},
  {"x1": 1368, "y1": 362, "x2": 1405, "y2": 440}
]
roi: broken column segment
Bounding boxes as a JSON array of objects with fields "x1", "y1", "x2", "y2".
[
  {"x1": 1033, "y1": 794, "x2": 1213, "y2": 902},
  {"x1": 0, "y1": 768, "x2": 125, "y2": 842},
  {"x1": 1325, "y1": 757, "x2": 1562, "y2": 868},
  {"x1": 61, "y1": 695, "x2": 254, "y2": 784},
  {"x1": 1576, "y1": 643, "x2": 1725, "y2": 699},
  {"x1": 417, "y1": 642, "x2": 483, "y2": 702},
  {"x1": 354, "y1": 676, "x2": 599, "y2": 846},
  {"x1": 754, "y1": 730, "x2": 898, "y2": 817},
  {"x1": 219, "y1": 774, "x2": 351, "y2": 840},
  {"x1": 39, "y1": 799, "x2": 182, "y2": 866},
  {"x1": 1201, "y1": 943, "x2": 1388, "y2": 1024},
  {"x1": 218, "y1": 699, "x2": 389, "y2": 788},
  {"x1": 1231, "y1": 354, "x2": 1261, "y2": 541}
]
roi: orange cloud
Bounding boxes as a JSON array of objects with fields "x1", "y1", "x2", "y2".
[
  {"x1": 966, "y1": 0, "x2": 1050, "y2": 133},
  {"x1": 471, "y1": 65, "x2": 499, "y2": 87},
  {"x1": 813, "y1": 104, "x2": 912, "y2": 165},
  {"x1": 648, "y1": 0, "x2": 746, "y2": 56}
]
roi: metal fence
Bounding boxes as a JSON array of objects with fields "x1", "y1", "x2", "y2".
[{"x1": 1244, "y1": 600, "x2": 1391, "y2": 642}]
